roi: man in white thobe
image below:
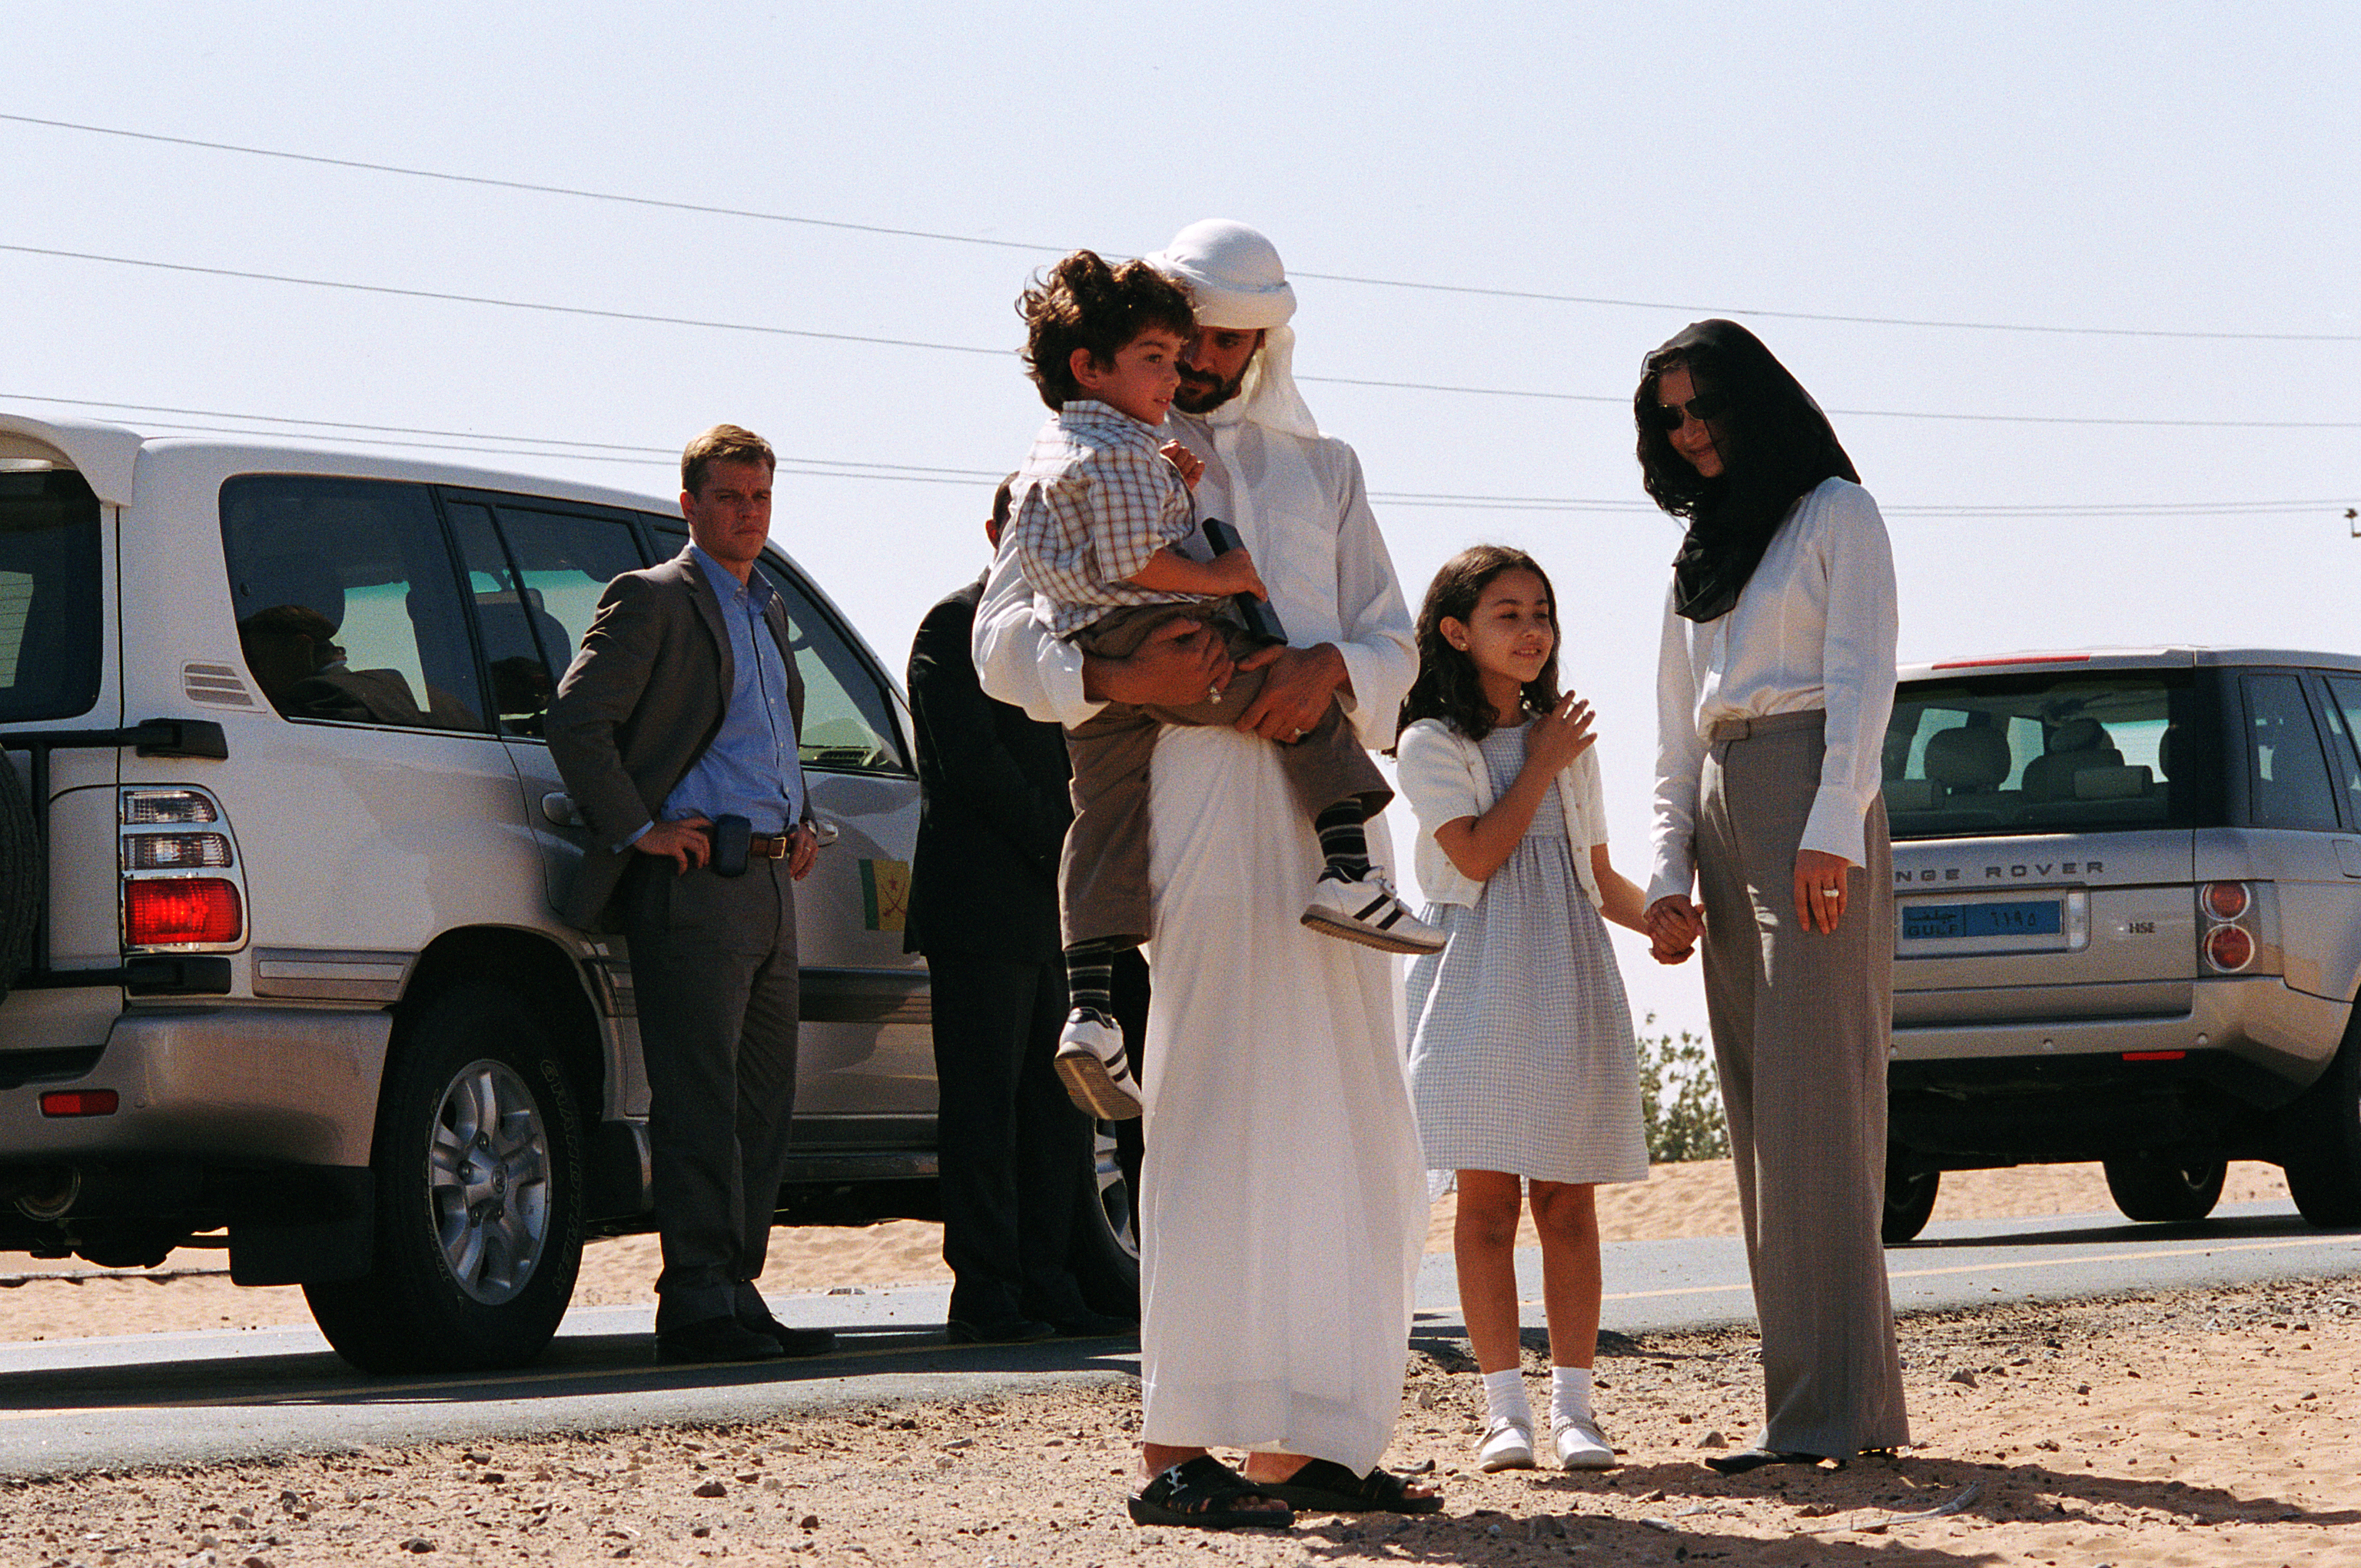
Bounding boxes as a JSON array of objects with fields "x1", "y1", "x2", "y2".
[{"x1": 975, "y1": 220, "x2": 1433, "y2": 1525}]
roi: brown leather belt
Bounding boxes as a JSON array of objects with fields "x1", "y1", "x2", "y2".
[{"x1": 748, "y1": 832, "x2": 794, "y2": 859}]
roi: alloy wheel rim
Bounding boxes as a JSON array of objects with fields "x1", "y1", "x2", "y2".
[{"x1": 427, "y1": 1059, "x2": 552, "y2": 1305}]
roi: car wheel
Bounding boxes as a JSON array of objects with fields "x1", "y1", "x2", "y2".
[
  {"x1": 2101, "y1": 1152, "x2": 2227, "y2": 1223},
  {"x1": 2280, "y1": 1024, "x2": 2361, "y2": 1227},
  {"x1": 1066, "y1": 1124, "x2": 1141, "y2": 1318},
  {"x1": 304, "y1": 982, "x2": 585, "y2": 1373},
  {"x1": 0, "y1": 749, "x2": 38, "y2": 1002},
  {"x1": 1881, "y1": 1145, "x2": 1940, "y2": 1244}
]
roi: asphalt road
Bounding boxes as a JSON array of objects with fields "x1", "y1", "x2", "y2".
[{"x1": 4, "y1": 1197, "x2": 2355, "y2": 1478}]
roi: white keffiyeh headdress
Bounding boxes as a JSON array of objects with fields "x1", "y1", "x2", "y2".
[{"x1": 1147, "y1": 220, "x2": 1320, "y2": 440}]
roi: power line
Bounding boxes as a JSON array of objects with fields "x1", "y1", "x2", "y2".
[
  {"x1": 4, "y1": 111, "x2": 2353, "y2": 346},
  {"x1": 0, "y1": 244, "x2": 1008, "y2": 359},
  {"x1": 7, "y1": 393, "x2": 2347, "y2": 519},
  {"x1": 6, "y1": 246, "x2": 2356, "y2": 431}
]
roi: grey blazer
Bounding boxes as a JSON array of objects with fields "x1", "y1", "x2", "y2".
[{"x1": 546, "y1": 546, "x2": 806, "y2": 929}]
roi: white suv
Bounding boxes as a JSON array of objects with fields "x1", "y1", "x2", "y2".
[
  {"x1": 0, "y1": 410, "x2": 1127, "y2": 1370},
  {"x1": 1881, "y1": 647, "x2": 2361, "y2": 1239}
]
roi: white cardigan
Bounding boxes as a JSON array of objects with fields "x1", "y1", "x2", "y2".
[{"x1": 1395, "y1": 716, "x2": 1608, "y2": 911}]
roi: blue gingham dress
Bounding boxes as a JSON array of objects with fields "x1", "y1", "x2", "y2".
[{"x1": 1405, "y1": 721, "x2": 1649, "y2": 1185}]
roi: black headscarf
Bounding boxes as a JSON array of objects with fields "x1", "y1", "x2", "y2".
[{"x1": 1635, "y1": 320, "x2": 1858, "y2": 623}]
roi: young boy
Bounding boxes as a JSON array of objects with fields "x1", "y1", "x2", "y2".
[{"x1": 1003, "y1": 250, "x2": 1442, "y2": 1122}]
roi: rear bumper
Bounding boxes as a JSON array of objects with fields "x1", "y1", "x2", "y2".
[
  {"x1": 0, "y1": 1005, "x2": 390, "y2": 1168},
  {"x1": 1889, "y1": 975, "x2": 2348, "y2": 1164}
]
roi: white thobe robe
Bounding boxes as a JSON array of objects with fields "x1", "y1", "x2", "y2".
[{"x1": 975, "y1": 407, "x2": 1426, "y2": 1473}]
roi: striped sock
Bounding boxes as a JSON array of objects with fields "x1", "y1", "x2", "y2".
[
  {"x1": 1314, "y1": 801, "x2": 1370, "y2": 882},
  {"x1": 1063, "y1": 944, "x2": 1117, "y2": 1023}
]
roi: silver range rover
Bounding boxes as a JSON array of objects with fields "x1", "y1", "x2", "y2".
[{"x1": 1881, "y1": 647, "x2": 2361, "y2": 1241}]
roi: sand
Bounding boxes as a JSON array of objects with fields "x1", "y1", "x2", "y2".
[{"x1": 4, "y1": 1158, "x2": 2353, "y2": 1567}]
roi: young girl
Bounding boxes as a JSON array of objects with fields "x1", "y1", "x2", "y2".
[{"x1": 1396, "y1": 545, "x2": 1657, "y2": 1473}]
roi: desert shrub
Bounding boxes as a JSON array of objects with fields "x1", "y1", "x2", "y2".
[{"x1": 1635, "y1": 1015, "x2": 1728, "y2": 1164}]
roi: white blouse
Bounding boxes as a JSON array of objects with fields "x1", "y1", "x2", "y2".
[{"x1": 1648, "y1": 477, "x2": 1899, "y2": 907}]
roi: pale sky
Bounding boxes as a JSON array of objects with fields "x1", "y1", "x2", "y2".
[{"x1": 6, "y1": 2, "x2": 2355, "y2": 1038}]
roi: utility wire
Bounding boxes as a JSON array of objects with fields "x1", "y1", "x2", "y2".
[
  {"x1": 8, "y1": 394, "x2": 2347, "y2": 518},
  {"x1": 5, "y1": 245, "x2": 2356, "y2": 431},
  {"x1": 3, "y1": 111, "x2": 2353, "y2": 345},
  {"x1": 0, "y1": 244, "x2": 1007, "y2": 359}
]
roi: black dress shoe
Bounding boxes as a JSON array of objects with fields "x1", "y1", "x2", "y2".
[
  {"x1": 739, "y1": 1314, "x2": 836, "y2": 1358},
  {"x1": 1048, "y1": 1309, "x2": 1138, "y2": 1338},
  {"x1": 1704, "y1": 1447, "x2": 1829, "y2": 1475},
  {"x1": 656, "y1": 1317, "x2": 786, "y2": 1364},
  {"x1": 946, "y1": 1316, "x2": 1057, "y2": 1344}
]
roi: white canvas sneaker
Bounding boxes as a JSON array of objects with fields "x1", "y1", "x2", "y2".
[
  {"x1": 1477, "y1": 1417, "x2": 1537, "y2": 1473},
  {"x1": 1053, "y1": 1010, "x2": 1143, "y2": 1121},
  {"x1": 1300, "y1": 871, "x2": 1446, "y2": 955},
  {"x1": 1552, "y1": 1417, "x2": 1616, "y2": 1470}
]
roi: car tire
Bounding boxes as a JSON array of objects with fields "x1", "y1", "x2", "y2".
[
  {"x1": 1881, "y1": 1145, "x2": 1940, "y2": 1244},
  {"x1": 304, "y1": 982, "x2": 586, "y2": 1373},
  {"x1": 0, "y1": 749, "x2": 38, "y2": 1002},
  {"x1": 2101, "y1": 1152, "x2": 2227, "y2": 1223},
  {"x1": 2280, "y1": 1024, "x2": 2361, "y2": 1227}
]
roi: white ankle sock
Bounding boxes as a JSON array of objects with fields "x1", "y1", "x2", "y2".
[
  {"x1": 1550, "y1": 1365, "x2": 1595, "y2": 1428},
  {"x1": 1482, "y1": 1367, "x2": 1532, "y2": 1429}
]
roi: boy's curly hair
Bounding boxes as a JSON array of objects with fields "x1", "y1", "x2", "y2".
[
  {"x1": 1396, "y1": 544, "x2": 1562, "y2": 746},
  {"x1": 1019, "y1": 250, "x2": 1196, "y2": 410}
]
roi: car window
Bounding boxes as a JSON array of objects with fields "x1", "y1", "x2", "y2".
[
  {"x1": 0, "y1": 467, "x2": 102, "y2": 723},
  {"x1": 221, "y1": 477, "x2": 486, "y2": 732},
  {"x1": 2243, "y1": 673, "x2": 2339, "y2": 832},
  {"x1": 447, "y1": 500, "x2": 648, "y2": 737},
  {"x1": 1883, "y1": 671, "x2": 2218, "y2": 839},
  {"x1": 2313, "y1": 676, "x2": 2361, "y2": 829},
  {"x1": 653, "y1": 524, "x2": 909, "y2": 776}
]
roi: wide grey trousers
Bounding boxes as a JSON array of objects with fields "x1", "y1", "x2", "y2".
[
  {"x1": 623, "y1": 855, "x2": 801, "y2": 1334},
  {"x1": 1696, "y1": 710, "x2": 1909, "y2": 1457}
]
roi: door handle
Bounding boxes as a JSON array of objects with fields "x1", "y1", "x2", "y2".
[{"x1": 542, "y1": 792, "x2": 586, "y2": 828}]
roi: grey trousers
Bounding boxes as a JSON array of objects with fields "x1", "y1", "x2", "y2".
[
  {"x1": 623, "y1": 855, "x2": 801, "y2": 1333},
  {"x1": 1696, "y1": 709, "x2": 1910, "y2": 1457},
  {"x1": 1060, "y1": 602, "x2": 1390, "y2": 948}
]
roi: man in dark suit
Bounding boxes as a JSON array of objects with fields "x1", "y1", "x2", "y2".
[
  {"x1": 547, "y1": 424, "x2": 832, "y2": 1365},
  {"x1": 906, "y1": 478, "x2": 1137, "y2": 1342}
]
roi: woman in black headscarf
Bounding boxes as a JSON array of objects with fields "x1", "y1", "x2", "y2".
[{"x1": 1636, "y1": 321, "x2": 1908, "y2": 1472}]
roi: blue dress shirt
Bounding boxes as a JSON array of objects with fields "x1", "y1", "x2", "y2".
[{"x1": 657, "y1": 545, "x2": 807, "y2": 835}]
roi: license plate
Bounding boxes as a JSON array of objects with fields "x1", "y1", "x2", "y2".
[{"x1": 1902, "y1": 899, "x2": 2063, "y2": 942}]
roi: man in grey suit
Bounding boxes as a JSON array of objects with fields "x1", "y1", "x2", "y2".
[{"x1": 547, "y1": 424, "x2": 832, "y2": 1364}]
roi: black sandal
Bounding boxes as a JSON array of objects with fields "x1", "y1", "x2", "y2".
[
  {"x1": 1126, "y1": 1456, "x2": 1295, "y2": 1530},
  {"x1": 1258, "y1": 1457, "x2": 1444, "y2": 1514}
]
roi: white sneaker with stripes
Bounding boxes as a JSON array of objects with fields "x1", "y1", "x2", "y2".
[
  {"x1": 1053, "y1": 1010, "x2": 1143, "y2": 1121},
  {"x1": 1300, "y1": 871, "x2": 1446, "y2": 955}
]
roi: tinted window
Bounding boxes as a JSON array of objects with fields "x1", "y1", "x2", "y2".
[
  {"x1": 654, "y1": 525, "x2": 908, "y2": 775},
  {"x1": 447, "y1": 500, "x2": 647, "y2": 737},
  {"x1": 1884, "y1": 670, "x2": 2220, "y2": 839},
  {"x1": 2314, "y1": 676, "x2": 2361, "y2": 829},
  {"x1": 2243, "y1": 673, "x2": 2338, "y2": 832},
  {"x1": 221, "y1": 477, "x2": 486, "y2": 732},
  {"x1": 0, "y1": 467, "x2": 103, "y2": 723}
]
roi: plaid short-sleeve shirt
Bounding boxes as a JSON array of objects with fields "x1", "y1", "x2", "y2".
[{"x1": 1006, "y1": 400, "x2": 1200, "y2": 639}]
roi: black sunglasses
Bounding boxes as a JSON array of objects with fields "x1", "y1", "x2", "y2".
[{"x1": 1649, "y1": 390, "x2": 1728, "y2": 433}]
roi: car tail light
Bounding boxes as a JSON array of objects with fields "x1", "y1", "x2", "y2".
[
  {"x1": 125, "y1": 879, "x2": 242, "y2": 946},
  {"x1": 120, "y1": 786, "x2": 245, "y2": 957},
  {"x1": 121, "y1": 789, "x2": 218, "y2": 825},
  {"x1": 2202, "y1": 881, "x2": 2250, "y2": 921},
  {"x1": 40, "y1": 1090, "x2": 118, "y2": 1118},
  {"x1": 2203, "y1": 923, "x2": 2254, "y2": 973},
  {"x1": 125, "y1": 832, "x2": 234, "y2": 870}
]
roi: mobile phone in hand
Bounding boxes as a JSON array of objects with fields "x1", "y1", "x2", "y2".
[{"x1": 1200, "y1": 517, "x2": 1287, "y2": 645}]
